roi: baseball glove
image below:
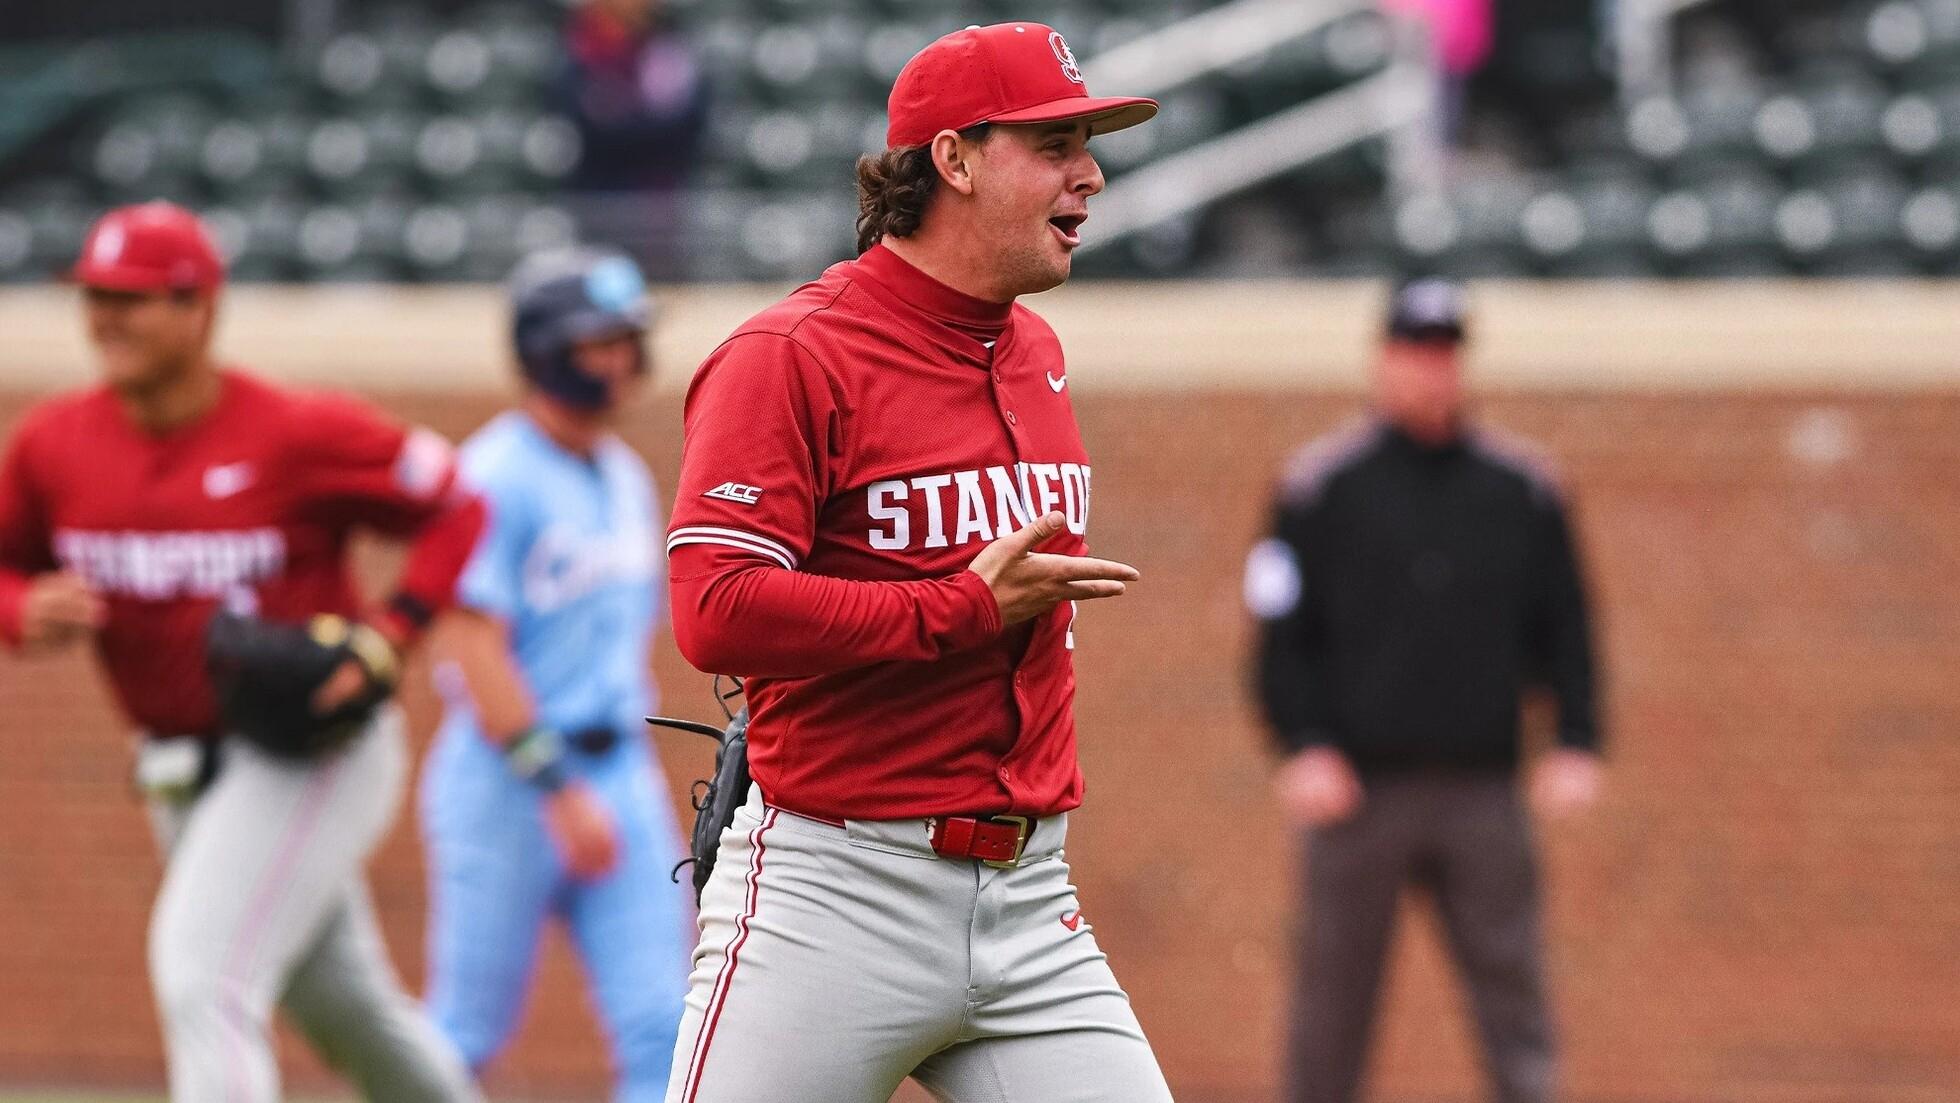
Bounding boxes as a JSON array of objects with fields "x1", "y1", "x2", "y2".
[
  {"x1": 648, "y1": 680, "x2": 751, "y2": 903},
  {"x1": 205, "y1": 611, "x2": 400, "y2": 759}
]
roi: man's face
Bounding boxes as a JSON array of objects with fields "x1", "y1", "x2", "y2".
[
  {"x1": 965, "y1": 120, "x2": 1104, "y2": 297},
  {"x1": 1373, "y1": 338, "x2": 1466, "y2": 436},
  {"x1": 567, "y1": 329, "x2": 648, "y2": 416},
  {"x1": 82, "y1": 286, "x2": 213, "y2": 395}
]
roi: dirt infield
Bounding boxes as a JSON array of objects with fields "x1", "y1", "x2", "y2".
[{"x1": 3, "y1": 383, "x2": 1959, "y2": 1103}]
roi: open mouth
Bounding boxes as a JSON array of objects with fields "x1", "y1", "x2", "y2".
[{"x1": 1048, "y1": 213, "x2": 1086, "y2": 248}]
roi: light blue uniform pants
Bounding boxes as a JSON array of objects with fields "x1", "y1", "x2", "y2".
[{"x1": 420, "y1": 724, "x2": 694, "y2": 1103}]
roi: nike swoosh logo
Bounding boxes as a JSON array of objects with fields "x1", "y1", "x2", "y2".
[
  {"x1": 1060, "y1": 909, "x2": 1083, "y2": 932},
  {"x1": 1047, "y1": 371, "x2": 1067, "y2": 392},
  {"x1": 203, "y1": 463, "x2": 254, "y2": 499}
]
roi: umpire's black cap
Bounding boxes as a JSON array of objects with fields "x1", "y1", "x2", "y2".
[{"x1": 1385, "y1": 277, "x2": 1467, "y2": 344}]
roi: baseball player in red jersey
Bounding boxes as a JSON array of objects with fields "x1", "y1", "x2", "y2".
[
  {"x1": 0, "y1": 202, "x2": 484, "y2": 1103},
  {"x1": 660, "y1": 23, "x2": 1173, "y2": 1103}
]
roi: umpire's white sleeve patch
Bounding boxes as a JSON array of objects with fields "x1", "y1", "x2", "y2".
[{"x1": 1243, "y1": 538, "x2": 1302, "y2": 620}]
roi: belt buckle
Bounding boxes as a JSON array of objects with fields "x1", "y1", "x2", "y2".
[{"x1": 982, "y1": 814, "x2": 1031, "y2": 869}]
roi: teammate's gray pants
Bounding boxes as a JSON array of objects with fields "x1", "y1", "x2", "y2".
[
  {"x1": 145, "y1": 708, "x2": 480, "y2": 1103},
  {"x1": 666, "y1": 790, "x2": 1173, "y2": 1103}
]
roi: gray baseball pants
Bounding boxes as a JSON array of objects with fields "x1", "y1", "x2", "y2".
[
  {"x1": 144, "y1": 707, "x2": 480, "y2": 1103},
  {"x1": 1290, "y1": 770, "x2": 1555, "y2": 1103},
  {"x1": 666, "y1": 790, "x2": 1173, "y2": 1103}
]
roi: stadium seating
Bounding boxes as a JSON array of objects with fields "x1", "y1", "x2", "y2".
[{"x1": 1, "y1": 0, "x2": 1955, "y2": 280}]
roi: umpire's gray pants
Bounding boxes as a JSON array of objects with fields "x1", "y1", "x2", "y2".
[
  {"x1": 666, "y1": 790, "x2": 1173, "y2": 1103},
  {"x1": 1290, "y1": 771, "x2": 1556, "y2": 1103},
  {"x1": 145, "y1": 708, "x2": 480, "y2": 1103}
]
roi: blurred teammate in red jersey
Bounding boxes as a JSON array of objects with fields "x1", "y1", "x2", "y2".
[{"x1": 0, "y1": 202, "x2": 484, "y2": 1103}]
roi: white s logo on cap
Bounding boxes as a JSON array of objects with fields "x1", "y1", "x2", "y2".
[
  {"x1": 1050, "y1": 32, "x2": 1084, "y2": 84},
  {"x1": 92, "y1": 224, "x2": 126, "y2": 265}
]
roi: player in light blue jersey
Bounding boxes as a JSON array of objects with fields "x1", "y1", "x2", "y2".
[{"x1": 420, "y1": 247, "x2": 690, "y2": 1102}]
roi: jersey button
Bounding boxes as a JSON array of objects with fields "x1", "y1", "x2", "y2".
[
  {"x1": 1005, "y1": 411, "x2": 1018, "y2": 425},
  {"x1": 999, "y1": 766, "x2": 1013, "y2": 781},
  {"x1": 993, "y1": 370, "x2": 1003, "y2": 384}
]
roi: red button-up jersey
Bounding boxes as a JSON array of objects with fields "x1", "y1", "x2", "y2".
[
  {"x1": 666, "y1": 245, "x2": 1099, "y2": 821},
  {"x1": 0, "y1": 371, "x2": 482, "y2": 736}
]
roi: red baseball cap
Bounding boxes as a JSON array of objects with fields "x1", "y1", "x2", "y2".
[
  {"x1": 70, "y1": 201, "x2": 225, "y2": 293},
  {"x1": 886, "y1": 22, "x2": 1158, "y2": 149}
]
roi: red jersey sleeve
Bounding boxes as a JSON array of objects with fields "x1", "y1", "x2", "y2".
[
  {"x1": 286, "y1": 392, "x2": 485, "y2": 642},
  {"x1": 667, "y1": 332, "x2": 836, "y2": 567},
  {"x1": 666, "y1": 332, "x2": 1001, "y2": 677},
  {"x1": 0, "y1": 411, "x2": 58, "y2": 648},
  {"x1": 289, "y1": 392, "x2": 459, "y2": 532}
]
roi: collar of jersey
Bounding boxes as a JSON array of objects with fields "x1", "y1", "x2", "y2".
[
  {"x1": 104, "y1": 367, "x2": 242, "y2": 444},
  {"x1": 851, "y1": 244, "x2": 1012, "y2": 365},
  {"x1": 1375, "y1": 413, "x2": 1468, "y2": 459}
]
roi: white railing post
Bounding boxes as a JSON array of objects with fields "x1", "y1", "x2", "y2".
[
  {"x1": 1080, "y1": 68, "x2": 1431, "y2": 251},
  {"x1": 1382, "y1": 10, "x2": 1445, "y2": 197},
  {"x1": 1082, "y1": 0, "x2": 1373, "y2": 98},
  {"x1": 1617, "y1": 0, "x2": 1717, "y2": 105},
  {"x1": 1078, "y1": 0, "x2": 1444, "y2": 253}
]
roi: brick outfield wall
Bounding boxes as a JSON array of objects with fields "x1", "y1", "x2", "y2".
[{"x1": 2, "y1": 387, "x2": 1957, "y2": 1103}]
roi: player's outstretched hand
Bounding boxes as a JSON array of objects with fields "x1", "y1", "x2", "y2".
[
  {"x1": 20, "y1": 570, "x2": 106, "y2": 651},
  {"x1": 545, "y1": 782, "x2": 620, "y2": 881},
  {"x1": 967, "y1": 511, "x2": 1139, "y2": 627}
]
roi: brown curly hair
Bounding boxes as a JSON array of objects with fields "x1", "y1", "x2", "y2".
[{"x1": 854, "y1": 124, "x2": 992, "y2": 254}]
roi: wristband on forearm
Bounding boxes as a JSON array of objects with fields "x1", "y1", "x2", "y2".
[
  {"x1": 504, "y1": 726, "x2": 568, "y2": 792},
  {"x1": 372, "y1": 592, "x2": 435, "y2": 650}
]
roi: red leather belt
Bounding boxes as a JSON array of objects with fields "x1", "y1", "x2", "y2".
[{"x1": 927, "y1": 814, "x2": 1034, "y2": 868}]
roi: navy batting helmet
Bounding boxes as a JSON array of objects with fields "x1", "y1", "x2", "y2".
[{"x1": 508, "y1": 247, "x2": 653, "y2": 410}]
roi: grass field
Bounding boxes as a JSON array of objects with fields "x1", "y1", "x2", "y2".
[
  {"x1": 0, "y1": 1096, "x2": 360, "y2": 1102},
  {"x1": 0, "y1": 1097, "x2": 598, "y2": 1103},
  {"x1": 0, "y1": 1096, "x2": 463, "y2": 1102},
  {"x1": 3, "y1": 1096, "x2": 602, "y2": 1103},
  {"x1": 2, "y1": 1097, "x2": 287, "y2": 1102}
]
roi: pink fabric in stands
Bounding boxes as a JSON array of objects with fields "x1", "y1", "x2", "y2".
[{"x1": 1379, "y1": 0, "x2": 1494, "y2": 77}]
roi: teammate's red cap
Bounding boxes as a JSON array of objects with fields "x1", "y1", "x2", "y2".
[
  {"x1": 70, "y1": 201, "x2": 225, "y2": 293},
  {"x1": 886, "y1": 22, "x2": 1157, "y2": 149}
]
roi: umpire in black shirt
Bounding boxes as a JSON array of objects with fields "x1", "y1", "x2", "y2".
[{"x1": 1247, "y1": 278, "x2": 1603, "y2": 1103}]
